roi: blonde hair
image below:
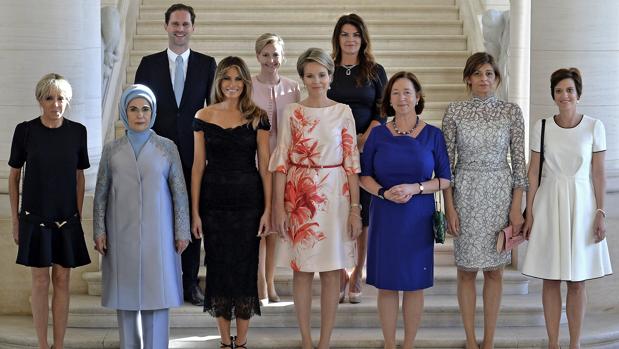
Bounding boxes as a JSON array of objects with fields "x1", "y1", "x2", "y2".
[
  {"x1": 296, "y1": 48, "x2": 334, "y2": 77},
  {"x1": 212, "y1": 56, "x2": 267, "y2": 129},
  {"x1": 255, "y1": 33, "x2": 285, "y2": 55},
  {"x1": 35, "y1": 73, "x2": 72, "y2": 102}
]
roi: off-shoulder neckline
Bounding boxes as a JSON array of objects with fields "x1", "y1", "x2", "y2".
[{"x1": 194, "y1": 118, "x2": 250, "y2": 130}]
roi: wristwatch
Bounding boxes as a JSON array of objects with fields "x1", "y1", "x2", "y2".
[
  {"x1": 418, "y1": 182, "x2": 424, "y2": 194},
  {"x1": 377, "y1": 187, "x2": 387, "y2": 200}
]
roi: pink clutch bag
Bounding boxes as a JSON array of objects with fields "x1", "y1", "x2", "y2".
[{"x1": 496, "y1": 225, "x2": 525, "y2": 253}]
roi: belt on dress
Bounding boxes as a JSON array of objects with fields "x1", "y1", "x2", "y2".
[
  {"x1": 19, "y1": 211, "x2": 79, "y2": 229},
  {"x1": 289, "y1": 161, "x2": 342, "y2": 169}
]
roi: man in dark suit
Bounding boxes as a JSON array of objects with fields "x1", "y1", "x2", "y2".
[{"x1": 135, "y1": 3, "x2": 216, "y2": 306}]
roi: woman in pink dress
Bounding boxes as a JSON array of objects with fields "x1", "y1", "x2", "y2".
[
  {"x1": 270, "y1": 48, "x2": 362, "y2": 349},
  {"x1": 251, "y1": 33, "x2": 301, "y2": 304}
]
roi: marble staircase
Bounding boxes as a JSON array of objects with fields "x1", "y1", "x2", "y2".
[{"x1": 121, "y1": 0, "x2": 470, "y2": 129}]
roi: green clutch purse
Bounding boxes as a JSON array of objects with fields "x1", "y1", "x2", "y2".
[{"x1": 433, "y1": 192, "x2": 446, "y2": 244}]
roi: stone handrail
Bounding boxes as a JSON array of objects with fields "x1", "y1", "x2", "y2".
[
  {"x1": 101, "y1": 0, "x2": 140, "y2": 144},
  {"x1": 456, "y1": 0, "x2": 485, "y2": 53}
]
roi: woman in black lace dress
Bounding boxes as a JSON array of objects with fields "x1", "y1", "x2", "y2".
[{"x1": 191, "y1": 56, "x2": 271, "y2": 349}]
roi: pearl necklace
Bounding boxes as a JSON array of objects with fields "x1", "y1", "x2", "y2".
[
  {"x1": 392, "y1": 115, "x2": 419, "y2": 135},
  {"x1": 342, "y1": 64, "x2": 357, "y2": 76}
]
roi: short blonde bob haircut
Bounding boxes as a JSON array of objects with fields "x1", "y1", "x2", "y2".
[
  {"x1": 296, "y1": 47, "x2": 335, "y2": 78},
  {"x1": 35, "y1": 73, "x2": 73, "y2": 102}
]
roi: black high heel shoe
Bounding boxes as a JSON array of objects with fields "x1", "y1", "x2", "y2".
[
  {"x1": 234, "y1": 338, "x2": 248, "y2": 349},
  {"x1": 220, "y1": 336, "x2": 234, "y2": 348}
]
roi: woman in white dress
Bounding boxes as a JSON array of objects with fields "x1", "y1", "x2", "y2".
[
  {"x1": 270, "y1": 48, "x2": 362, "y2": 349},
  {"x1": 522, "y1": 68, "x2": 612, "y2": 349}
]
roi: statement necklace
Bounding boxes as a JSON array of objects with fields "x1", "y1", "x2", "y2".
[
  {"x1": 342, "y1": 64, "x2": 357, "y2": 76},
  {"x1": 392, "y1": 115, "x2": 419, "y2": 135}
]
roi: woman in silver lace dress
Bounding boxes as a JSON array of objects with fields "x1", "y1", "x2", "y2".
[{"x1": 442, "y1": 53, "x2": 527, "y2": 349}]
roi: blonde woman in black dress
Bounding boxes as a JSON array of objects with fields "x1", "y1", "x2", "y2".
[{"x1": 8, "y1": 73, "x2": 91, "y2": 349}]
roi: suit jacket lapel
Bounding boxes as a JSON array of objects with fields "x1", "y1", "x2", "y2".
[{"x1": 181, "y1": 50, "x2": 201, "y2": 108}]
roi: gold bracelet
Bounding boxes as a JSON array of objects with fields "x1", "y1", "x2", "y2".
[
  {"x1": 350, "y1": 203, "x2": 362, "y2": 209},
  {"x1": 596, "y1": 208, "x2": 607, "y2": 218}
]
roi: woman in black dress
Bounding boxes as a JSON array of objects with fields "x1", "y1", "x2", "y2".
[
  {"x1": 8, "y1": 73, "x2": 91, "y2": 349},
  {"x1": 191, "y1": 57, "x2": 271, "y2": 349},
  {"x1": 328, "y1": 13, "x2": 388, "y2": 303}
]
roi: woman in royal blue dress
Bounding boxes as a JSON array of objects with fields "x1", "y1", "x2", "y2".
[{"x1": 360, "y1": 71, "x2": 451, "y2": 349}]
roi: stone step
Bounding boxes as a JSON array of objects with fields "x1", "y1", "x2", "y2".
[
  {"x1": 3, "y1": 313, "x2": 618, "y2": 349},
  {"x1": 132, "y1": 34, "x2": 468, "y2": 52},
  {"x1": 62, "y1": 292, "x2": 549, "y2": 329},
  {"x1": 83, "y1": 265, "x2": 529, "y2": 299},
  {"x1": 136, "y1": 19, "x2": 464, "y2": 36},
  {"x1": 434, "y1": 237, "x2": 456, "y2": 265},
  {"x1": 125, "y1": 65, "x2": 465, "y2": 85},
  {"x1": 129, "y1": 49, "x2": 469, "y2": 69},
  {"x1": 142, "y1": 0, "x2": 458, "y2": 6},
  {"x1": 139, "y1": 4, "x2": 460, "y2": 21}
]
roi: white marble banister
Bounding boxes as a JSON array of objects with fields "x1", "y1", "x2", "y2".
[
  {"x1": 101, "y1": 0, "x2": 141, "y2": 145},
  {"x1": 456, "y1": 0, "x2": 485, "y2": 53}
]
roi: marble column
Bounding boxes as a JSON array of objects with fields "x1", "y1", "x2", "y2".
[
  {"x1": 0, "y1": 0, "x2": 102, "y2": 192},
  {"x1": 508, "y1": 0, "x2": 531, "y2": 153},
  {"x1": 0, "y1": 0, "x2": 101, "y2": 314},
  {"x1": 529, "y1": 0, "x2": 619, "y2": 310},
  {"x1": 530, "y1": 0, "x2": 619, "y2": 192}
]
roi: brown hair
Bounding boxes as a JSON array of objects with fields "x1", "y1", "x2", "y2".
[
  {"x1": 165, "y1": 3, "x2": 195, "y2": 25},
  {"x1": 550, "y1": 67, "x2": 582, "y2": 99},
  {"x1": 212, "y1": 56, "x2": 267, "y2": 129},
  {"x1": 331, "y1": 13, "x2": 378, "y2": 87},
  {"x1": 462, "y1": 52, "x2": 502, "y2": 90},
  {"x1": 380, "y1": 71, "x2": 425, "y2": 117}
]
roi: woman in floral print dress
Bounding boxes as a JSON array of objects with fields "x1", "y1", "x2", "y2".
[{"x1": 270, "y1": 48, "x2": 362, "y2": 349}]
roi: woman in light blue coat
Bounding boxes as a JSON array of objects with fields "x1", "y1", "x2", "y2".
[{"x1": 93, "y1": 84, "x2": 191, "y2": 349}]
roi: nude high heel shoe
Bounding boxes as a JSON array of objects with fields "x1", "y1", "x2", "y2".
[{"x1": 348, "y1": 272, "x2": 362, "y2": 304}]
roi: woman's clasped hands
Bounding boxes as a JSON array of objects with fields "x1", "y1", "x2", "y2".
[{"x1": 384, "y1": 183, "x2": 420, "y2": 204}]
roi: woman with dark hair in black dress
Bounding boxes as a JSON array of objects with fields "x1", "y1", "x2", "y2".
[{"x1": 328, "y1": 13, "x2": 388, "y2": 304}]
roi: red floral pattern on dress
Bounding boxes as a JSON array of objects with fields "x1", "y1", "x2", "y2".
[
  {"x1": 285, "y1": 171, "x2": 328, "y2": 228},
  {"x1": 284, "y1": 107, "x2": 329, "y2": 251},
  {"x1": 341, "y1": 128, "x2": 357, "y2": 175},
  {"x1": 290, "y1": 259, "x2": 300, "y2": 272},
  {"x1": 289, "y1": 108, "x2": 320, "y2": 167},
  {"x1": 268, "y1": 104, "x2": 361, "y2": 272}
]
